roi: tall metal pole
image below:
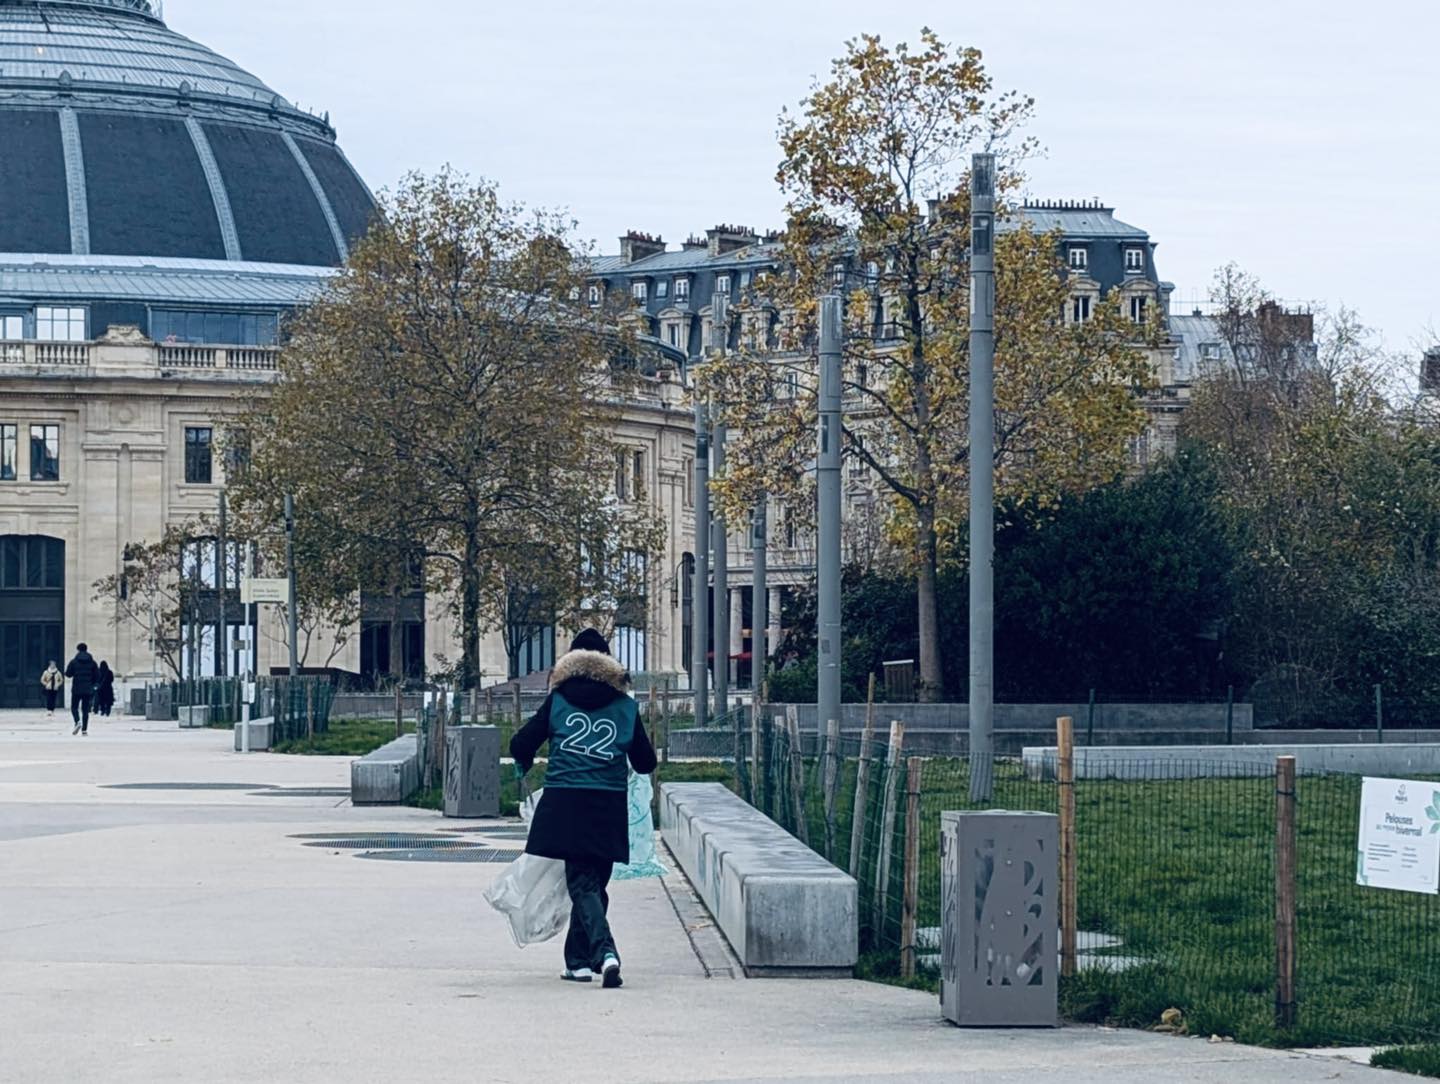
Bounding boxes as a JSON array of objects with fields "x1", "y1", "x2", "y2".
[
  {"x1": 817, "y1": 294, "x2": 843, "y2": 737},
  {"x1": 217, "y1": 491, "x2": 227, "y2": 678},
  {"x1": 968, "y1": 153, "x2": 997, "y2": 801},
  {"x1": 284, "y1": 493, "x2": 298, "y2": 680},
  {"x1": 692, "y1": 402, "x2": 711, "y2": 729},
  {"x1": 711, "y1": 294, "x2": 730, "y2": 718},
  {"x1": 751, "y1": 498, "x2": 767, "y2": 693}
]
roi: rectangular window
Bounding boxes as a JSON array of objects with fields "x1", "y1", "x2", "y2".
[
  {"x1": 587, "y1": 284, "x2": 601, "y2": 306},
  {"x1": 632, "y1": 281, "x2": 648, "y2": 303},
  {"x1": 1068, "y1": 247, "x2": 1088, "y2": 271},
  {"x1": 0, "y1": 315, "x2": 21, "y2": 340},
  {"x1": 682, "y1": 456, "x2": 694, "y2": 508},
  {"x1": 1130, "y1": 296, "x2": 1149, "y2": 323},
  {"x1": 656, "y1": 280, "x2": 669, "y2": 300},
  {"x1": 614, "y1": 448, "x2": 628, "y2": 501},
  {"x1": 29, "y1": 424, "x2": 59, "y2": 481},
  {"x1": 675, "y1": 277, "x2": 690, "y2": 301},
  {"x1": 1125, "y1": 247, "x2": 1145, "y2": 273},
  {"x1": 0, "y1": 424, "x2": 15, "y2": 481},
  {"x1": 35, "y1": 307, "x2": 85, "y2": 342},
  {"x1": 632, "y1": 450, "x2": 646, "y2": 501},
  {"x1": 715, "y1": 274, "x2": 731, "y2": 296},
  {"x1": 1071, "y1": 295, "x2": 1092, "y2": 323},
  {"x1": 666, "y1": 324, "x2": 679, "y2": 347},
  {"x1": 740, "y1": 271, "x2": 752, "y2": 289},
  {"x1": 185, "y1": 426, "x2": 213, "y2": 485},
  {"x1": 151, "y1": 310, "x2": 278, "y2": 346}
]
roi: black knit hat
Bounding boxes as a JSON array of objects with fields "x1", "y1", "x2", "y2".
[{"x1": 569, "y1": 628, "x2": 610, "y2": 656}]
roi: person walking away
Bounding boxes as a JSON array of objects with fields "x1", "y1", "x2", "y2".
[
  {"x1": 509, "y1": 628, "x2": 657, "y2": 988},
  {"x1": 96, "y1": 661, "x2": 116, "y2": 718},
  {"x1": 64, "y1": 643, "x2": 98, "y2": 736},
  {"x1": 40, "y1": 662, "x2": 63, "y2": 718}
]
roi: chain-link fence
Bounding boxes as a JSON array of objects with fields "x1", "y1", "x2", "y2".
[{"x1": 727, "y1": 715, "x2": 1440, "y2": 1051}]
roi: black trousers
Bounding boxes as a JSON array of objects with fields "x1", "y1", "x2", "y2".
[
  {"x1": 563, "y1": 859, "x2": 617, "y2": 971},
  {"x1": 44, "y1": 690, "x2": 58, "y2": 712},
  {"x1": 71, "y1": 692, "x2": 92, "y2": 731}
]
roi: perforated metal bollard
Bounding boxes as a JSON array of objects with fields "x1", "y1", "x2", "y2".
[
  {"x1": 940, "y1": 811, "x2": 1058, "y2": 1027},
  {"x1": 443, "y1": 725, "x2": 501, "y2": 818}
]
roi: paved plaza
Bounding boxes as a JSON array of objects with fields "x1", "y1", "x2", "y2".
[{"x1": 0, "y1": 711, "x2": 1407, "y2": 1083}]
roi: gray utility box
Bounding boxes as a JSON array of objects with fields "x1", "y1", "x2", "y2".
[
  {"x1": 444, "y1": 726, "x2": 501, "y2": 818},
  {"x1": 145, "y1": 685, "x2": 173, "y2": 722},
  {"x1": 940, "y1": 810, "x2": 1058, "y2": 1027}
]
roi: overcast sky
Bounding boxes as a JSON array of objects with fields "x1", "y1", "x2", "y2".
[{"x1": 171, "y1": 0, "x2": 1436, "y2": 356}]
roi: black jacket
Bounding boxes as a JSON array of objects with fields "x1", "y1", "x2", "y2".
[
  {"x1": 65, "y1": 651, "x2": 99, "y2": 696},
  {"x1": 510, "y1": 650, "x2": 657, "y2": 864},
  {"x1": 96, "y1": 667, "x2": 115, "y2": 709}
]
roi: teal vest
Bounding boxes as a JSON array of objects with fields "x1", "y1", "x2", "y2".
[{"x1": 543, "y1": 691, "x2": 638, "y2": 792}]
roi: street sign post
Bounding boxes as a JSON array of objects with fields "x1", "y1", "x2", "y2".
[{"x1": 241, "y1": 578, "x2": 288, "y2": 605}]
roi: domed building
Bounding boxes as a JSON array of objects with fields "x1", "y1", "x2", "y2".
[{"x1": 0, "y1": 1, "x2": 696, "y2": 707}]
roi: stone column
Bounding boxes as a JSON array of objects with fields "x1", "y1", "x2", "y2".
[
  {"x1": 729, "y1": 587, "x2": 745, "y2": 688},
  {"x1": 767, "y1": 588, "x2": 783, "y2": 658}
]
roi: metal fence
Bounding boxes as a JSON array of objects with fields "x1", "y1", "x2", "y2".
[
  {"x1": 167, "y1": 675, "x2": 333, "y2": 741},
  {"x1": 731, "y1": 714, "x2": 1440, "y2": 1051}
]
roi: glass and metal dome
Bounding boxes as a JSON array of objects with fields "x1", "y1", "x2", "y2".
[{"x1": 0, "y1": 0, "x2": 376, "y2": 267}]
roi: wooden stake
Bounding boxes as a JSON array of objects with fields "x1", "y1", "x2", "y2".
[
  {"x1": 823, "y1": 717, "x2": 841, "y2": 859},
  {"x1": 485, "y1": 684, "x2": 494, "y2": 723},
  {"x1": 469, "y1": 686, "x2": 478, "y2": 726},
  {"x1": 306, "y1": 680, "x2": 315, "y2": 741},
  {"x1": 1275, "y1": 755, "x2": 1298, "y2": 1029},
  {"x1": 512, "y1": 683, "x2": 522, "y2": 730},
  {"x1": 900, "y1": 755, "x2": 924, "y2": 979},
  {"x1": 394, "y1": 682, "x2": 403, "y2": 740},
  {"x1": 787, "y1": 711, "x2": 809, "y2": 845},
  {"x1": 1058, "y1": 715, "x2": 1078, "y2": 979},
  {"x1": 873, "y1": 721, "x2": 906, "y2": 935},
  {"x1": 848, "y1": 706, "x2": 878, "y2": 878},
  {"x1": 661, "y1": 680, "x2": 671, "y2": 766}
]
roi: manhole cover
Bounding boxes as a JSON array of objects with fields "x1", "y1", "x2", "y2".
[
  {"x1": 355, "y1": 848, "x2": 522, "y2": 863},
  {"x1": 253, "y1": 788, "x2": 352, "y2": 798},
  {"x1": 301, "y1": 835, "x2": 480, "y2": 850},
  {"x1": 104, "y1": 783, "x2": 276, "y2": 791}
]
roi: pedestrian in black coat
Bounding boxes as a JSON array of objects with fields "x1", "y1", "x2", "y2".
[
  {"x1": 96, "y1": 662, "x2": 115, "y2": 717},
  {"x1": 64, "y1": 643, "x2": 98, "y2": 736},
  {"x1": 510, "y1": 628, "x2": 657, "y2": 987}
]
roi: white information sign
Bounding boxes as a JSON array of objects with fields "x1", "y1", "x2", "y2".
[
  {"x1": 1356, "y1": 777, "x2": 1440, "y2": 894},
  {"x1": 241, "y1": 578, "x2": 288, "y2": 604}
]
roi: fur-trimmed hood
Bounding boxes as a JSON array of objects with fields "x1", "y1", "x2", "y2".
[{"x1": 550, "y1": 649, "x2": 629, "y2": 695}]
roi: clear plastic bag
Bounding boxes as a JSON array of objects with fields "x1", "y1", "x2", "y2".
[
  {"x1": 613, "y1": 771, "x2": 666, "y2": 881},
  {"x1": 484, "y1": 851, "x2": 571, "y2": 948}
]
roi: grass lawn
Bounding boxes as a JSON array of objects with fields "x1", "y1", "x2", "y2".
[
  {"x1": 1373, "y1": 1045, "x2": 1440, "y2": 1078},
  {"x1": 271, "y1": 717, "x2": 415, "y2": 756},
  {"x1": 764, "y1": 751, "x2": 1440, "y2": 1049}
]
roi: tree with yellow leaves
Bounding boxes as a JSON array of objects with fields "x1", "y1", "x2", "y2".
[{"x1": 701, "y1": 30, "x2": 1158, "y2": 699}]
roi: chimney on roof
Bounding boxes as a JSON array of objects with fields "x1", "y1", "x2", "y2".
[
  {"x1": 707, "y1": 225, "x2": 757, "y2": 257},
  {"x1": 1422, "y1": 347, "x2": 1440, "y2": 395},
  {"x1": 620, "y1": 231, "x2": 665, "y2": 264},
  {"x1": 682, "y1": 234, "x2": 707, "y2": 252}
]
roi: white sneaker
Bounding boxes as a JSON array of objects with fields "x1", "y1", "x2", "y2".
[
  {"x1": 601, "y1": 955, "x2": 622, "y2": 989},
  {"x1": 561, "y1": 968, "x2": 593, "y2": 983},
  {"x1": 72, "y1": 722, "x2": 80, "y2": 736}
]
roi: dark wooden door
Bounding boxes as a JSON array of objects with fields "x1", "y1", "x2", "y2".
[{"x1": 0, "y1": 537, "x2": 65, "y2": 709}]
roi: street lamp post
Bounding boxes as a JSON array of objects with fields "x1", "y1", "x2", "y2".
[
  {"x1": 816, "y1": 293, "x2": 843, "y2": 739},
  {"x1": 968, "y1": 153, "x2": 997, "y2": 802}
]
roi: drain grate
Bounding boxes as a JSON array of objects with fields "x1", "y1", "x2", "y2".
[
  {"x1": 105, "y1": 782, "x2": 275, "y2": 791},
  {"x1": 302, "y1": 835, "x2": 479, "y2": 850},
  {"x1": 355, "y1": 847, "x2": 522, "y2": 863}
]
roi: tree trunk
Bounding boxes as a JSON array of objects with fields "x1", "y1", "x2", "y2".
[
  {"x1": 390, "y1": 579, "x2": 404, "y2": 738},
  {"x1": 461, "y1": 533, "x2": 481, "y2": 692},
  {"x1": 916, "y1": 508, "x2": 943, "y2": 702}
]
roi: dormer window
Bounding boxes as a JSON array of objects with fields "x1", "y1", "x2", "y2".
[
  {"x1": 656, "y1": 280, "x2": 669, "y2": 300},
  {"x1": 740, "y1": 271, "x2": 752, "y2": 289},
  {"x1": 1125, "y1": 248, "x2": 1145, "y2": 274},
  {"x1": 716, "y1": 274, "x2": 731, "y2": 296},
  {"x1": 831, "y1": 263, "x2": 847, "y2": 288},
  {"x1": 632, "y1": 281, "x2": 649, "y2": 303},
  {"x1": 675, "y1": 277, "x2": 690, "y2": 301},
  {"x1": 1068, "y1": 247, "x2": 1088, "y2": 271},
  {"x1": 587, "y1": 284, "x2": 601, "y2": 306},
  {"x1": 1130, "y1": 295, "x2": 1149, "y2": 323}
]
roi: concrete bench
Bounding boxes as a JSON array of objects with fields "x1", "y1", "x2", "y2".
[
  {"x1": 1024, "y1": 742, "x2": 1440, "y2": 781},
  {"x1": 177, "y1": 706, "x2": 210, "y2": 728},
  {"x1": 659, "y1": 783, "x2": 857, "y2": 977},
  {"x1": 232, "y1": 717, "x2": 275, "y2": 752},
  {"x1": 351, "y1": 735, "x2": 421, "y2": 805}
]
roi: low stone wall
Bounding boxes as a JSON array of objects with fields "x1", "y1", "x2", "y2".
[
  {"x1": 177, "y1": 705, "x2": 210, "y2": 729},
  {"x1": 351, "y1": 735, "x2": 421, "y2": 805},
  {"x1": 659, "y1": 782, "x2": 857, "y2": 977},
  {"x1": 232, "y1": 717, "x2": 275, "y2": 752},
  {"x1": 1023, "y1": 743, "x2": 1440, "y2": 781}
]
